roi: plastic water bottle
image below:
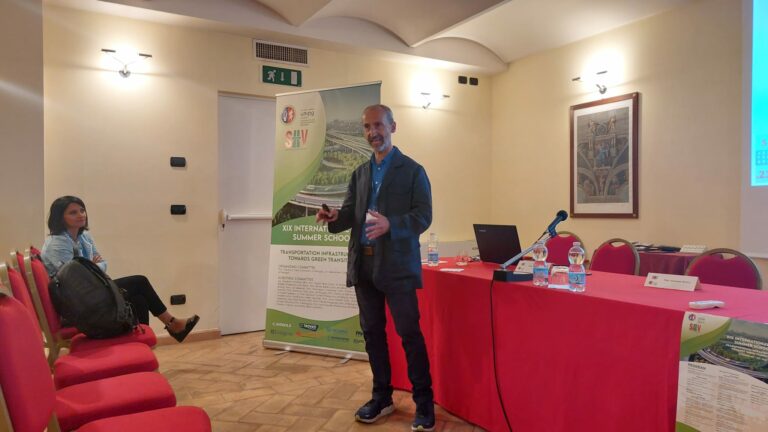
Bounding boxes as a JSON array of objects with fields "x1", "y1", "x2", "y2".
[
  {"x1": 568, "y1": 242, "x2": 586, "y2": 292},
  {"x1": 532, "y1": 241, "x2": 548, "y2": 286},
  {"x1": 427, "y1": 233, "x2": 439, "y2": 267}
]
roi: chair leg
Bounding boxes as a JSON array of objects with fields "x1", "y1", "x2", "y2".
[
  {"x1": 48, "y1": 413, "x2": 62, "y2": 432},
  {"x1": 1, "y1": 385, "x2": 14, "y2": 432},
  {"x1": 47, "y1": 341, "x2": 61, "y2": 367}
]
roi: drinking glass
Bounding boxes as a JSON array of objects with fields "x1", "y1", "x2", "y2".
[
  {"x1": 456, "y1": 250, "x2": 470, "y2": 266},
  {"x1": 548, "y1": 266, "x2": 570, "y2": 289}
]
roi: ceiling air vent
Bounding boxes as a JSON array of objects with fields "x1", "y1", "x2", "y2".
[{"x1": 253, "y1": 40, "x2": 308, "y2": 66}]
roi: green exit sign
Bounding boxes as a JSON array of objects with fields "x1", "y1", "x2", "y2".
[{"x1": 262, "y1": 66, "x2": 302, "y2": 87}]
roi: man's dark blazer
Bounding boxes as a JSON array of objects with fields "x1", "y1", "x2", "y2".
[{"x1": 328, "y1": 146, "x2": 432, "y2": 293}]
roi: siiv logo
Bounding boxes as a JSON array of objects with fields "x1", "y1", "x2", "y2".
[
  {"x1": 687, "y1": 314, "x2": 702, "y2": 333},
  {"x1": 284, "y1": 129, "x2": 309, "y2": 149},
  {"x1": 299, "y1": 323, "x2": 319, "y2": 332},
  {"x1": 281, "y1": 106, "x2": 295, "y2": 124}
]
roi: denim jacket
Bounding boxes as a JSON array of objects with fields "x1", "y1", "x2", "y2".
[{"x1": 41, "y1": 231, "x2": 108, "y2": 275}]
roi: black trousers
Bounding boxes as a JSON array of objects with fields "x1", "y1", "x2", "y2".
[
  {"x1": 114, "y1": 275, "x2": 168, "y2": 325},
  {"x1": 355, "y1": 254, "x2": 433, "y2": 406}
]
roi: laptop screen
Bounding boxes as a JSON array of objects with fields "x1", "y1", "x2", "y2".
[{"x1": 473, "y1": 224, "x2": 522, "y2": 264}]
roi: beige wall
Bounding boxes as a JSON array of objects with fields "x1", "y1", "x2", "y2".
[
  {"x1": 37, "y1": 0, "x2": 766, "y2": 342},
  {"x1": 0, "y1": 0, "x2": 44, "y2": 251},
  {"x1": 490, "y1": 0, "x2": 766, "y2": 281},
  {"x1": 42, "y1": 5, "x2": 493, "y2": 333}
]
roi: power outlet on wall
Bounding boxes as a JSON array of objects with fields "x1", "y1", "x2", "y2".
[{"x1": 170, "y1": 294, "x2": 186, "y2": 305}]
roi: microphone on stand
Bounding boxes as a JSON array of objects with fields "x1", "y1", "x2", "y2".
[
  {"x1": 544, "y1": 210, "x2": 568, "y2": 237},
  {"x1": 493, "y1": 210, "x2": 569, "y2": 282}
]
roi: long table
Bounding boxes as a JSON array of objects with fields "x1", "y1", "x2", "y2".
[{"x1": 386, "y1": 259, "x2": 768, "y2": 432}]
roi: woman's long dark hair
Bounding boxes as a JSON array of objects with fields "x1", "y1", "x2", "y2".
[{"x1": 48, "y1": 196, "x2": 89, "y2": 235}]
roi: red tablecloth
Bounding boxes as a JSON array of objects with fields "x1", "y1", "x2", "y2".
[
  {"x1": 387, "y1": 262, "x2": 508, "y2": 430},
  {"x1": 638, "y1": 251, "x2": 698, "y2": 276},
  {"x1": 387, "y1": 259, "x2": 768, "y2": 432}
]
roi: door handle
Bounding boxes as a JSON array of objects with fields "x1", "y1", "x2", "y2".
[
  {"x1": 218, "y1": 209, "x2": 228, "y2": 229},
  {"x1": 219, "y1": 209, "x2": 272, "y2": 229}
]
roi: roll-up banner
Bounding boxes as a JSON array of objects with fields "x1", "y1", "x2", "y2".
[
  {"x1": 676, "y1": 313, "x2": 768, "y2": 431},
  {"x1": 264, "y1": 82, "x2": 380, "y2": 359}
]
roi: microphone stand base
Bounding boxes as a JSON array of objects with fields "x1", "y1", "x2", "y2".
[{"x1": 493, "y1": 269, "x2": 534, "y2": 282}]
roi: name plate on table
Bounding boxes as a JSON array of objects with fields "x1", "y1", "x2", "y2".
[
  {"x1": 680, "y1": 244, "x2": 706, "y2": 253},
  {"x1": 513, "y1": 260, "x2": 534, "y2": 274},
  {"x1": 644, "y1": 273, "x2": 700, "y2": 291}
]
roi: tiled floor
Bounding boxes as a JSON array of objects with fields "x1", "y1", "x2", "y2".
[{"x1": 155, "y1": 332, "x2": 484, "y2": 431}]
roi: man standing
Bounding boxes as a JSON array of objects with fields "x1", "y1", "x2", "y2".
[{"x1": 316, "y1": 104, "x2": 435, "y2": 431}]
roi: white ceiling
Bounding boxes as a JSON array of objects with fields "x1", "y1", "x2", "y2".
[{"x1": 49, "y1": 0, "x2": 694, "y2": 74}]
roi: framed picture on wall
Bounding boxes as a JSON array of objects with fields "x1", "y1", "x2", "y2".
[{"x1": 570, "y1": 92, "x2": 639, "y2": 218}]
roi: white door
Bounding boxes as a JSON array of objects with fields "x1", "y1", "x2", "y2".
[{"x1": 218, "y1": 94, "x2": 275, "y2": 335}]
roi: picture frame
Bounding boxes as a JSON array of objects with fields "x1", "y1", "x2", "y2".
[{"x1": 570, "y1": 92, "x2": 639, "y2": 218}]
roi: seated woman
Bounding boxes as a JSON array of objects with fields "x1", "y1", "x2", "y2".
[{"x1": 41, "y1": 195, "x2": 199, "y2": 343}]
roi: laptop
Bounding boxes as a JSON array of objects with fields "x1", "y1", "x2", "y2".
[{"x1": 473, "y1": 224, "x2": 522, "y2": 264}]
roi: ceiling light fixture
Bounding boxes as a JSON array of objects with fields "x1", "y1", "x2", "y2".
[{"x1": 101, "y1": 48, "x2": 152, "y2": 78}]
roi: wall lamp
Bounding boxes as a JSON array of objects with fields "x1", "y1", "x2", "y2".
[
  {"x1": 101, "y1": 49, "x2": 152, "y2": 78},
  {"x1": 572, "y1": 70, "x2": 608, "y2": 94},
  {"x1": 420, "y1": 92, "x2": 450, "y2": 109}
]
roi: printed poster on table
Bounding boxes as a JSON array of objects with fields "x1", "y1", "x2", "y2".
[
  {"x1": 676, "y1": 312, "x2": 768, "y2": 431},
  {"x1": 264, "y1": 82, "x2": 380, "y2": 358}
]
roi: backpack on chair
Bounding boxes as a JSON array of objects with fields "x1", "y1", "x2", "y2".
[{"x1": 49, "y1": 257, "x2": 137, "y2": 338}]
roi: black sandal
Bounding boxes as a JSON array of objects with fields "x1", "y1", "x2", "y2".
[{"x1": 166, "y1": 314, "x2": 200, "y2": 343}]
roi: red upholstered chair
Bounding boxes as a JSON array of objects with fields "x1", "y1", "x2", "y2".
[
  {"x1": 20, "y1": 251, "x2": 156, "y2": 364},
  {"x1": 13, "y1": 249, "x2": 30, "y2": 286},
  {"x1": 76, "y1": 406, "x2": 211, "y2": 432},
  {"x1": 685, "y1": 248, "x2": 763, "y2": 290},
  {"x1": 0, "y1": 293, "x2": 211, "y2": 432},
  {"x1": 3, "y1": 261, "x2": 159, "y2": 389},
  {"x1": 0, "y1": 294, "x2": 54, "y2": 432},
  {"x1": 589, "y1": 238, "x2": 640, "y2": 275},
  {"x1": 4, "y1": 261, "x2": 43, "y2": 333},
  {"x1": 545, "y1": 231, "x2": 584, "y2": 266},
  {"x1": 52, "y1": 342, "x2": 159, "y2": 390},
  {"x1": 15, "y1": 249, "x2": 77, "y2": 346}
]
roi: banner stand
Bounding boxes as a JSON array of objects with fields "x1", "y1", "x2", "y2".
[
  {"x1": 263, "y1": 340, "x2": 369, "y2": 361},
  {"x1": 263, "y1": 82, "x2": 382, "y2": 360}
]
